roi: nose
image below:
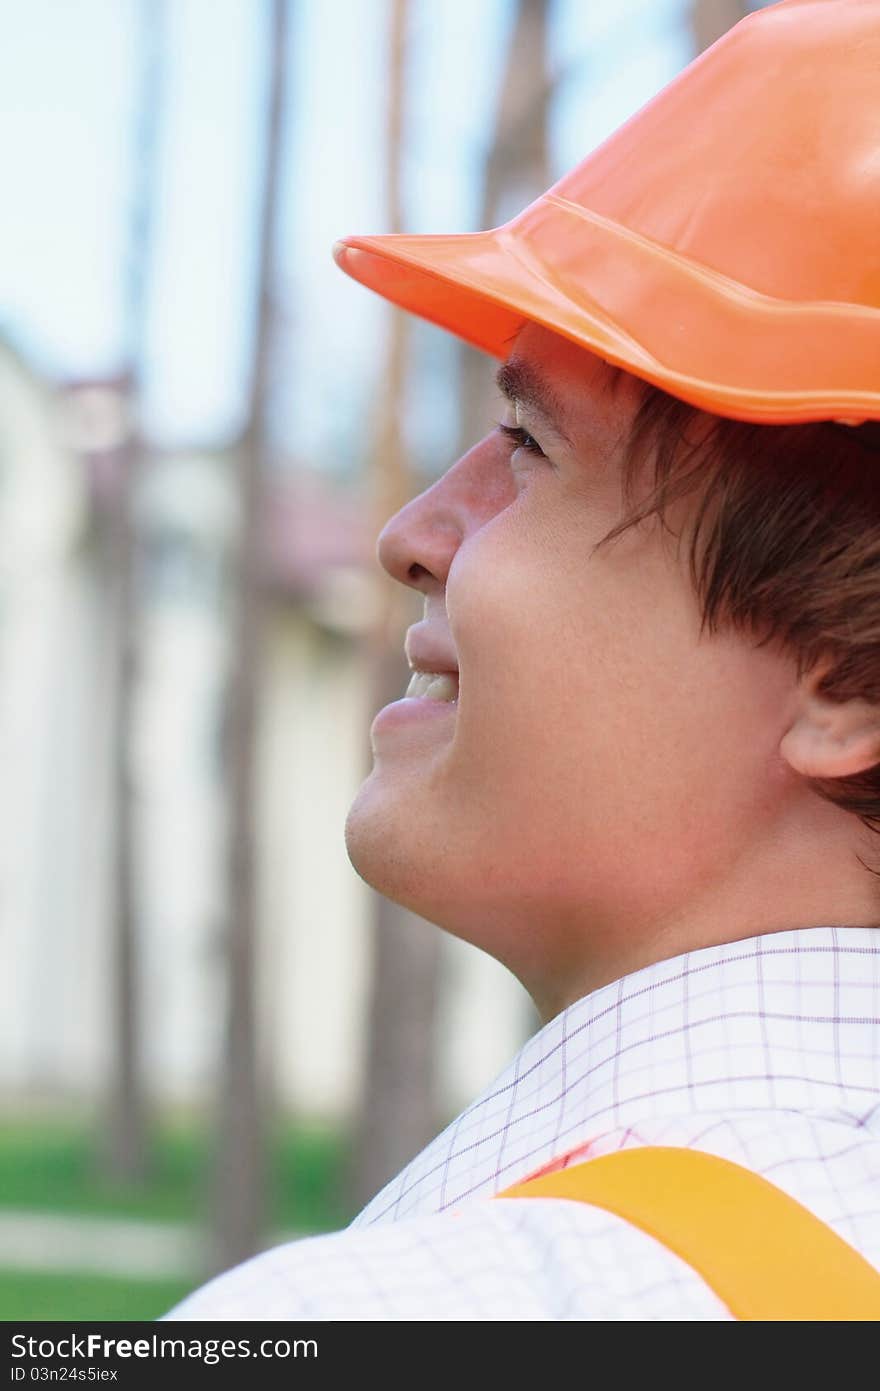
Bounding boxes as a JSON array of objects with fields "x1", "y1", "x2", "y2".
[{"x1": 376, "y1": 429, "x2": 514, "y2": 595}]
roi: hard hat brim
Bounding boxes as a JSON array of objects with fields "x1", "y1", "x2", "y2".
[{"x1": 333, "y1": 201, "x2": 880, "y2": 426}]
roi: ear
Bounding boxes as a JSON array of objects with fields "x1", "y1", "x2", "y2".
[{"x1": 779, "y1": 661, "x2": 880, "y2": 780}]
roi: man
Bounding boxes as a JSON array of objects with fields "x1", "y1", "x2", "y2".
[{"x1": 168, "y1": 0, "x2": 880, "y2": 1319}]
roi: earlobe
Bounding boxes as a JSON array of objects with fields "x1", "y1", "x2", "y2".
[{"x1": 780, "y1": 675, "x2": 880, "y2": 780}]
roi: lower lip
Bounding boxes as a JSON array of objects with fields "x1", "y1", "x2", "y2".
[{"x1": 370, "y1": 695, "x2": 458, "y2": 744}]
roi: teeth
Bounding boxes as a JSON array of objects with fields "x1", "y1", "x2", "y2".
[{"x1": 405, "y1": 670, "x2": 459, "y2": 702}]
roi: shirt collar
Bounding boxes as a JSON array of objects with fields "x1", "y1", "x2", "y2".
[{"x1": 352, "y1": 924, "x2": 880, "y2": 1225}]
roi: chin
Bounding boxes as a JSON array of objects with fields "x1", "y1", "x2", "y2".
[
  {"x1": 343, "y1": 779, "x2": 379, "y2": 883},
  {"x1": 344, "y1": 773, "x2": 416, "y2": 903},
  {"x1": 344, "y1": 773, "x2": 456, "y2": 926}
]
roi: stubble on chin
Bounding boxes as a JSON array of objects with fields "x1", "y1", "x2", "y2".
[
  {"x1": 344, "y1": 770, "x2": 456, "y2": 921},
  {"x1": 343, "y1": 773, "x2": 415, "y2": 902}
]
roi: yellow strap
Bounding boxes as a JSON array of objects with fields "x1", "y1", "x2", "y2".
[{"x1": 495, "y1": 1146, "x2": 880, "y2": 1320}]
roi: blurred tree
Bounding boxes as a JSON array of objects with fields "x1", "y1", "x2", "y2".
[
  {"x1": 347, "y1": 0, "x2": 445, "y2": 1213},
  {"x1": 101, "y1": 0, "x2": 166, "y2": 1186},
  {"x1": 456, "y1": 0, "x2": 552, "y2": 480},
  {"x1": 347, "y1": 0, "x2": 554, "y2": 1214},
  {"x1": 210, "y1": 0, "x2": 290, "y2": 1273},
  {"x1": 691, "y1": 0, "x2": 747, "y2": 51}
]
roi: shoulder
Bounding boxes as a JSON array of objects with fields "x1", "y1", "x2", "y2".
[{"x1": 162, "y1": 1198, "x2": 732, "y2": 1322}]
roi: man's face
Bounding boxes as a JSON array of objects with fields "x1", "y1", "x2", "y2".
[{"x1": 344, "y1": 323, "x2": 801, "y2": 1018}]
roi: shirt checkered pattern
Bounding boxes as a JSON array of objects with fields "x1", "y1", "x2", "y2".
[{"x1": 166, "y1": 924, "x2": 880, "y2": 1320}]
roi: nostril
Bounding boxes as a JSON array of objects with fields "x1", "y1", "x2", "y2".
[{"x1": 407, "y1": 563, "x2": 429, "y2": 581}]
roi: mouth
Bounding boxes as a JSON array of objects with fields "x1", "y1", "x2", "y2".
[
  {"x1": 369, "y1": 666, "x2": 459, "y2": 748},
  {"x1": 404, "y1": 670, "x2": 459, "y2": 702}
]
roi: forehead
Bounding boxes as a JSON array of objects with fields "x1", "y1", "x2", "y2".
[{"x1": 502, "y1": 322, "x2": 643, "y2": 448}]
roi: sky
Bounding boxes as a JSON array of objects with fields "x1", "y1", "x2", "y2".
[{"x1": 0, "y1": 0, "x2": 694, "y2": 462}]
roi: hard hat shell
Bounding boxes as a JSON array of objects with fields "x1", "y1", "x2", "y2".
[{"x1": 333, "y1": 0, "x2": 880, "y2": 426}]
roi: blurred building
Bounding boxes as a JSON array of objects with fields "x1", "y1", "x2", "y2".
[{"x1": 0, "y1": 337, "x2": 530, "y2": 1125}]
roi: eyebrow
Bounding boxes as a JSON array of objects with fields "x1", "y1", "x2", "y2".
[{"x1": 495, "y1": 358, "x2": 573, "y2": 445}]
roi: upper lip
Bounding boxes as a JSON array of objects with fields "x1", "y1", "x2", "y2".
[{"x1": 405, "y1": 626, "x2": 459, "y2": 675}]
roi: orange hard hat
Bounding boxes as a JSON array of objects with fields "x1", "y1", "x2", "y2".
[{"x1": 334, "y1": 0, "x2": 880, "y2": 427}]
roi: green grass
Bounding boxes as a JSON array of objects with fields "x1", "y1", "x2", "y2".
[
  {"x1": 0, "y1": 1270, "x2": 197, "y2": 1322},
  {"x1": 0, "y1": 1114, "x2": 356, "y2": 1320},
  {"x1": 0, "y1": 1113, "x2": 353, "y2": 1233}
]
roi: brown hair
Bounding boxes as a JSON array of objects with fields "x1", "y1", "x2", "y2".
[{"x1": 593, "y1": 383, "x2": 880, "y2": 884}]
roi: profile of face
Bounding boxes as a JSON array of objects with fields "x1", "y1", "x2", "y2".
[{"x1": 344, "y1": 322, "x2": 880, "y2": 1022}]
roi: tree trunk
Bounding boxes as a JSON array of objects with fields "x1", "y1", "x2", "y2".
[
  {"x1": 348, "y1": 0, "x2": 556, "y2": 1214},
  {"x1": 456, "y1": 0, "x2": 552, "y2": 467},
  {"x1": 210, "y1": 0, "x2": 290, "y2": 1275},
  {"x1": 347, "y1": 0, "x2": 449, "y2": 1213},
  {"x1": 101, "y1": 0, "x2": 166, "y2": 1187},
  {"x1": 691, "y1": 0, "x2": 747, "y2": 53}
]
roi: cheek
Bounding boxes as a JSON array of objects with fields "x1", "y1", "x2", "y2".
[
  {"x1": 445, "y1": 507, "x2": 760, "y2": 859},
  {"x1": 446, "y1": 508, "x2": 641, "y2": 806}
]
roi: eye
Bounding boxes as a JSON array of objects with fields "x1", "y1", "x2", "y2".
[{"x1": 496, "y1": 421, "x2": 547, "y2": 459}]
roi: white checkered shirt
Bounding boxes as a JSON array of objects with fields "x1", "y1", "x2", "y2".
[{"x1": 166, "y1": 924, "x2": 880, "y2": 1320}]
